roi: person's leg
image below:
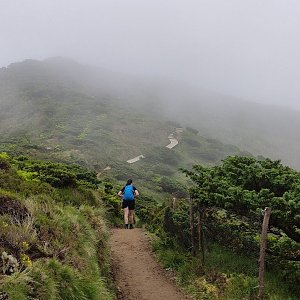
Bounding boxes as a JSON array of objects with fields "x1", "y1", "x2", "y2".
[
  {"x1": 123, "y1": 207, "x2": 129, "y2": 228},
  {"x1": 128, "y1": 209, "x2": 134, "y2": 228}
]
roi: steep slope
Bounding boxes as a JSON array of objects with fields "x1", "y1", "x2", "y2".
[
  {"x1": 2, "y1": 58, "x2": 300, "y2": 170},
  {"x1": 1, "y1": 58, "x2": 299, "y2": 300},
  {"x1": 113, "y1": 79, "x2": 300, "y2": 169},
  {"x1": 0, "y1": 153, "x2": 114, "y2": 299},
  {"x1": 0, "y1": 59, "x2": 169, "y2": 166},
  {"x1": 0, "y1": 58, "x2": 247, "y2": 177},
  {"x1": 155, "y1": 89, "x2": 300, "y2": 169}
]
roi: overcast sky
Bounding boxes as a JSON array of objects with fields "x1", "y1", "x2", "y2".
[{"x1": 1, "y1": 0, "x2": 300, "y2": 109}]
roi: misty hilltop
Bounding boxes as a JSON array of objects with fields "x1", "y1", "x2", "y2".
[
  {"x1": 0, "y1": 57, "x2": 246, "y2": 181},
  {"x1": 1, "y1": 57, "x2": 300, "y2": 170}
]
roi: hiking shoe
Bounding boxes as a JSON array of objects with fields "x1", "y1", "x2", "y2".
[
  {"x1": 124, "y1": 224, "x2": 129, "y2": 229},
  {"x1": 129, "y1": 224, "x2": 134, "y2": 229}
]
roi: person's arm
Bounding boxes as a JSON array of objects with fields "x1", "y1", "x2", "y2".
[
  {"x1": 134, "y1": 189, "x2": 139, "y2": 198},
  {"x1": 118, "y1": 187, "x2": 125, "y2": 198}
]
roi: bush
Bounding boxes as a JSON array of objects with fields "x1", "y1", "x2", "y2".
[
  {"x1": 0, "y1": 156, "x2": 10, "y2": 170},
  {"x1": 186, "y1": 127, "x2": 199, "y2": 135},
  {"x1": 0, "y1": 155, "x2": 114, "y2": 299}
]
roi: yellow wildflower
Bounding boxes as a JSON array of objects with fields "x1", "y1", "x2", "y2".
[
  {"x1": 20, "y1": 253, "x2": 32, "y2": 267},
  {"x1": 21, "y1": 241, "x2": 30, "y2": 251}
]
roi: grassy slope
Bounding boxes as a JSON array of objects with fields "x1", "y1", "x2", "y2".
[
  {"x1": 165, "y1": 98, "x2": 300, "y2": 170},
  {"x1": 0, "y1": 154, "x2": 114, "y2": 300},
  {"x1": 152, "y1": 238, "x2": 297, "y2": 300},
  {"x1": 112, "y1": 78, "x2": 300, "y2": 170},
  {"x1": 2, "y1": 57, "x2": 300, "y2": 171},
  {"x1": 0, "y1": 59, "x2": 249, "y2": 184},
  {"x1": 140, "y1": 195, "x2": 299, "y2": 300},
  {"x1": 2, "y1": 58, "x2": 298, "y2": 299}
]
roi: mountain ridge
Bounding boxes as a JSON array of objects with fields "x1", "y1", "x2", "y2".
[{"x1": 1, "y1": 57, "x2": 299, "y2": 170}]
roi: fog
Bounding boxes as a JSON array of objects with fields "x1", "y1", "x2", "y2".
[{"x1": 1, "y1": 0, "x2": 300, "y2": 110}]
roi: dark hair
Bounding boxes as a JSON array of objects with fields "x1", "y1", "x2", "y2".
[{"x1": 126, "y1": 178, "x2": 133, "y2": 185}]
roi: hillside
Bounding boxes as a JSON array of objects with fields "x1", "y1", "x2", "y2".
[
  {"x1": 0, "y1": 58, "x2": 299, "y2": 299},
  {"x1": 110, "y1": 78, "x2": 300, "y2": 170},
  {"x1": 136, "y1": 156, "x2": 300, "y2": 299},
  {"x1": 2, "y1": 58, "x2": 300, "y2": 173},
  {"x1": 0, "y1": 58, "x2": 248, "y2": 181},
  {"x1": 1, "y1": 154, "x2": 299, "y2": 299},
  {"x1": 0, "y1": 153, "x2": 114, "y2": 299},
  {"x1": 154, "y1": 89, "x2": 300, "y2": 170}
]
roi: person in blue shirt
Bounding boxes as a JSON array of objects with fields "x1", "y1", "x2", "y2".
[{"x1": 118, "y1": 178, "x2": 139, "y2": 229}]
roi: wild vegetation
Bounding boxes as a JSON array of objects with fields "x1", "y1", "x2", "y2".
[
  {"x1": 137, "y1": 156, "x2": 300, "y2": 299},
  {"x1": 0, "y1": 60, "x2": 250, "y2": 184},
  {"x1": 2, "y1": 58, "x2": 300, "y2": 170},
  {"x1": 1, "y1": 58, "x2": 300, "y2": 299},
  {"x1": 0, "y1": 153, "x2": 114, "y2": 300}
]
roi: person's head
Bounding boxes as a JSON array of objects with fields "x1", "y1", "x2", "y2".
[{"x1": 126, "y1": 178, "x2": 133, "y2": 185}]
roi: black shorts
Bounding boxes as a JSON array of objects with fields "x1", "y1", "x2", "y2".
[{"x1": 122, "y1": 200, "x2": 135, "y2": 210}]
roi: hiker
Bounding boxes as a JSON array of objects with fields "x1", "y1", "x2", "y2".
[{"x1": 118, "y1": 178, "x2": 139, "y2": 229}]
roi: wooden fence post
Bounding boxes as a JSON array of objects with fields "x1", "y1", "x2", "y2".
[
  {"x1": 197, "y1": 205, "x2": 205, "y2": 265},
  {"x1": 258, "y1": 207, "x2": 272, "y2": 300},
  {"x1": 189, "y1": 197, "x2": 195, "y2": 256},
  {"x1": 172, "y1": 197, "x2": 176, "y2": 211}
]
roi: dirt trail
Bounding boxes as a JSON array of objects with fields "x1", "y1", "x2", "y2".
[{"x1": 110, "y1": 228, "x2": 190, "y2": 300}]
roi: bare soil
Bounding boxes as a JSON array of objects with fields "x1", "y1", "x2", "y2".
[
  {"x1": 0, "y1": 195, "x2": 28, "y2": 221},
  {"x1": 110, "y1": 228, "x2": 190, "y2": 300}
]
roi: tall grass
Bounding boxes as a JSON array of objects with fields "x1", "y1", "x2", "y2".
[
  {"x1": 0, "y1": 155, "x2": 115, "y2": 299},
  {"x1": 151, "y1": 236, "x2": 299, "y2": 300}
]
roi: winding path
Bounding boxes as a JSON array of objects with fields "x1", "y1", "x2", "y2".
[
  {"x1": 166, "y1": 137, "x2": 179, "y2": 149},
  {"x1": 111, "y1": 228, "x2": 190, "y2": 300},
  {"x1": 98, "y1": 128, "x2": 182, "y2": 174},
  {"x1": 125, "y1": 129, "x2": 181, "y2": 165},
  {"x1": 126, "y1": 154, "x2": 145, "y2": 164},
  {"x1": 110, "y1": 129, "x2": 187, "y2": 299}
]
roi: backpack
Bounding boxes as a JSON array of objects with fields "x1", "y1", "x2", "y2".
[{"x1": 123, "y1": 185, "x2": 134, "y2": 200}]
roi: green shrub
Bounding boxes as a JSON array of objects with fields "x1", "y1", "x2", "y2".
[
  {"x1": 0, "y1": 153, "x2": 10, "y2": 170},
  {"x1": 0, "y1": 155, "x2": 115, "y2": 299}
]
